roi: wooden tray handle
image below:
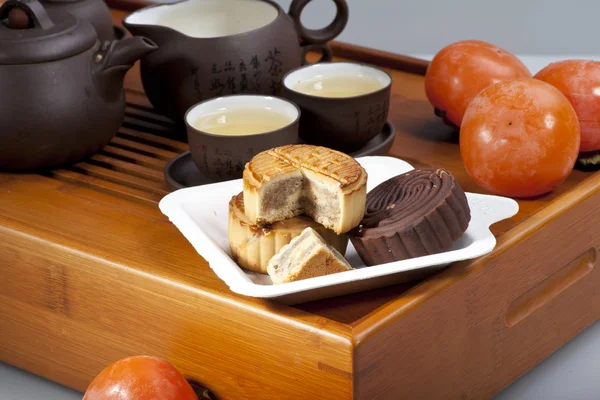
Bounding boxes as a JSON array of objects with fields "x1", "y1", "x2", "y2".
[
  {"x1": 505, "y1": 248, "x2": 596, "y2": 328},
  {"x1": 485, "y1": 192, "x2": 600, "y2": 349},
  {"x1": 436, "y1": 194, "x2": 600, "y2": 390}
]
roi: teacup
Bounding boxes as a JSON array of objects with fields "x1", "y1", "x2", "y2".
[
  {"x1": 123, "y1": 0, "x2": 349, "y2": 122},
  {"x1": 185, "y1": 95, "x2": 300, "y2": 182},
  {"x1": 282, "y1": 62, "x2": 392, "y2": 149}
]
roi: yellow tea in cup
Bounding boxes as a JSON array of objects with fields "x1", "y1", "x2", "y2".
[
  {"x1": 194, "y1": 107, "x2": 294, "y2": 136},
  {"x1": 293, "y1": 75, "x2": 384, "y2": 98}
]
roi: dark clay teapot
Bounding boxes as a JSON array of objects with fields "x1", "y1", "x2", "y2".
[
  {"x1": 0, "y1": 0, "x2": 157, "y2": 170},
  {"x1": 123, "y1": 0, "x2": 349, "y2": 122},
  {"x1": 39, "y1": 0, "x2": 116, "y2": 43}
]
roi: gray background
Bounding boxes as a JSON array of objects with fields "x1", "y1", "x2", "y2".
[
  {"x1": 276, "y1": 0, "x2": 597, "y2": 56},
  {"x1": 2, "y1": 0, "x2": 600, "y2": 398}
]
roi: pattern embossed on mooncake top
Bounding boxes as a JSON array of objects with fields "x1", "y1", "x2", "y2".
[
  {"x1": 350, "y1": 168, "x2": 471, "y2": 265},
  {"x1": 245, "y1": 144, "x2": 366, "y2": 189}
]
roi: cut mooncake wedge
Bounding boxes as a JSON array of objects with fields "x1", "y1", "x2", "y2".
[
  {"x1": 243, "y1": 144, "x2": 367, "y2": 234},
  {"x1": 350, "y1": 168, "x2": 471, "y2": 265},
  {"x1": 267, "y1": 227, "x2": 353, "y2": 284},
  {"x1": 229, "y1": 193, "x2": 348, "y2": 274}
]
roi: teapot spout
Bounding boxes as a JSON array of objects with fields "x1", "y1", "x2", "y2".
[
  {"x1": 94, "y1": 37, "x2": 157, "y2": 100},
  {"x1": 102, "y1": 36, "x2": 157, "y2": 71}
]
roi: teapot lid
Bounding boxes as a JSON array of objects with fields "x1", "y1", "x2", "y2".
[{"x1": 0, "y1": 0, "x2": 97, "y2": 65}]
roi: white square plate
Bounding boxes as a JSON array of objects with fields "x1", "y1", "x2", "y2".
[{"x1": 159, "y1": 156, "x2": 519, "y2": 304}]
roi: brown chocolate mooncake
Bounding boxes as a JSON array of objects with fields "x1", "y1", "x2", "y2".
[{"x1": 350, "y1": 168, "x2": 471, "y2": 265}]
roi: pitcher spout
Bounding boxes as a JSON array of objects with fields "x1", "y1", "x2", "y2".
[{"x1": 122, "y1": 9, "x2": 174, "y2": 44}]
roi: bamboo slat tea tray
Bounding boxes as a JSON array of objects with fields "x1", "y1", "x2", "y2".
[{"x1": 3, "y1": 5, "x2": 600, "y2": 399}]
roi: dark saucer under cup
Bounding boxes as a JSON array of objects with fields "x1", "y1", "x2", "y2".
[{"x1": 164, "y1": 121, "x2": 396, "y2": 191}]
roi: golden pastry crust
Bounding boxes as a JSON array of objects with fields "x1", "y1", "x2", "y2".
[
  {"x1": 244, "y1": 144, "x2": 366, "y2": 190},
  {"x1": 243, "y1": 145, "x2": 367, "y2": 233},
  {"x1": 228, "y1": 193, "x2": 348, "y2": 274}
]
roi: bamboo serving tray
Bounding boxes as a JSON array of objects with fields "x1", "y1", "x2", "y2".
[{"x1": 2, "y1": 4, "x2": 600, "y2": 399}]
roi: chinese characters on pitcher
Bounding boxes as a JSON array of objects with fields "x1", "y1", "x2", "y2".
[
  {"x1": 191, "y1": 67, "x2": 202, "y2": 99},
  {"x1": 201, "y1": 47, "x2": 285, "y2": 98}
]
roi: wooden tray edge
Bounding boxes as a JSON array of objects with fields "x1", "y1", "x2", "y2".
[
  {"x1": 108, "y1": 0, "x2": 600, "y2": 338},
  {"x1": 353, "y1": 170, "x2": 600, "y2": 341},
  {"x1": 330, "y1": 41, "x2": 428, "y2": 76}
]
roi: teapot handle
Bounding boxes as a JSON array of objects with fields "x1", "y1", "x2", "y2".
[
  {"x1": 0, "y1": 0, "x2": 54, "y2": 30},
  {"x1": 288, "y1": 0, "x2": 348, "y2": 45},
  {"x1": 301, "y1": 43, "x2": 333, "y2": 65}
]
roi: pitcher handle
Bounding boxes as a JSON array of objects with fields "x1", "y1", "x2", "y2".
[
  {"x1": 289, "y1": 0, "x2": 349, "y2": 45},
  {"x1": 301, "y1": 43, "x2": 333, "y2": 65}
]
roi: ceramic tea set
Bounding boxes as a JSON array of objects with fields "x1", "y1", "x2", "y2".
[
  {"x1": 0, "y1": 0, "x2": 156, "y2": 169},
  {"x1": 0, "y1": 0, "x2": 395, "y2": 183}
]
